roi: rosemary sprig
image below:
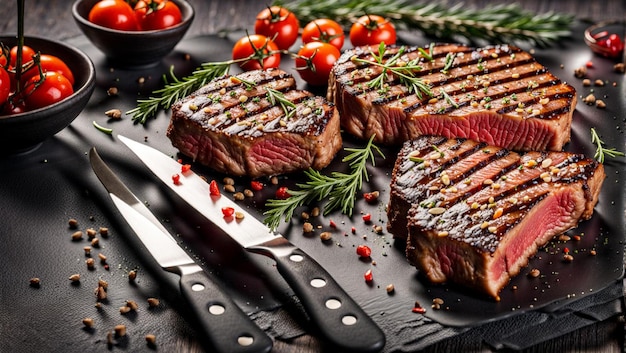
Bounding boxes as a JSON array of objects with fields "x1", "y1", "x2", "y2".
[
  {"x1": 277, "y1": 0, "x2": 573, "y2": 46},
  {"x1": 127, "y1": 61, "x2": 231, "y2": 124},
  {"x1": 265, "y1": 87, "x2": 297, "y2": 119},
  {"x1": 590, "y1": 127, "x2": 624, "y2": 163},
  {"x1": 263, "y1": 135, "x2": 384, "y2": 231},
  {"x1": 354, "y1": 43, "x2": 432, "y2": 98}
]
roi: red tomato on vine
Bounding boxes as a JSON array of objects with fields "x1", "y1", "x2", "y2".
[
  {"x1": 88, "y1": 0, "x2": 140, "y2": 31},
  {"x1": 232, "y1": 34, "x2": 281, "y2": 71},
  {"x1": 349, "y1": 14, "x2": 396, "y2": 47},
  {"x1": 134, "y1": 0, "x2": 182, "y2": 31},
  {"x1": 302, "y1": 18, "x2": 345, "y2": 51},
  {"x1": 0, "y1": 67, "x2": 10, "y2": 106},
  {"x1": 295, "y1": 41, "x2": 341, "y2": 86},
  {"x1": 22, "y1": 71, "x2": 74, "y2": 111},
  {"x1": 21, "y1": 54, "x2": 75, "y2": 85},
  {"x1": 254, "y1": 6, "x2": 299, "y2": 50}
]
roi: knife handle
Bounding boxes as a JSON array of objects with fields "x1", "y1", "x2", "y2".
[
  {"x1": 178, "y1": 266, "x2": 273, "y2": 353},
  {"x1": 249, "y1": 238, "x2": 386, "y2": 353}
]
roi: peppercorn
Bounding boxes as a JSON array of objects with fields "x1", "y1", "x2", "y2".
[
  {"x1": 114, "y1": 324, "x2": 127, "y2": 337},
  {"x1": 82, "y1": 317, "x2": 95, "y2": 328},
  {"x1": 147, "y1": 297, "x2": 160, "y2": 307},
  {"x1": 320, "y1": 232, "x2": 332, "y2": 241}
]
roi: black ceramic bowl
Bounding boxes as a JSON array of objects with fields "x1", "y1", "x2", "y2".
[
  {"x1": 72, "y1": 0, "x2": 194, "y2": 68},
  {"x1": 0, "y1": 36, "x2": 96, "y2": 153}
]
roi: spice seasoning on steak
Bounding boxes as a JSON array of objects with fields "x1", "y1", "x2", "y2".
[
  {"x1": 328, "y1": 44, "x2": 576, "y2": 151},
  {"x1": 387, "y1": 136, "x2": 605, "y2": 300},
  {"x1": 167, "y1": 68, "x2": 342, "y2": 178}
]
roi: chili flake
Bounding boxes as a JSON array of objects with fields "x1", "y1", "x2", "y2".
[
  {"x1": 172, "y1": 174, "x2": 181, "y2": 185},
  {"x1": 356, "y1": 245, "x2": 372, "y2": 258},
  {"x1": 181, "y1": 164, "x2": 191, "y2": 173},
  {"x1": 362, "y1": 213, "x2": 372, "y2": 222},
  {"x1": 250, "y1": 181, "x2": 263, "y2": 191},
  {"x1": 221, "y1": 207, "x2": 235, "y2": 218},
  {"x1": 364, "y1": 269, "x2": 373, "y2": 282},
  {"x1": 363, "y1": 191, "x2": 380, "y2": 203},
  {"x1": 275, "y1": 186, "x2": 290, "y2": 200},
  {"x1": 209, "y1": 180, "x2": 220, "y2": 196}
]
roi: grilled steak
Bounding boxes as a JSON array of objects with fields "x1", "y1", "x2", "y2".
[
  {"x1": 387, "y1": 136, "x2": 605, "y2": 299},
  {"x1": 167, "y1": 69, "x2": 342, "y2": 178},
  {"x1": 328, "y1": 44, "x2": 576, "y2": 151}
]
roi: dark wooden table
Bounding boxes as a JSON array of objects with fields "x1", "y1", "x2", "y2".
[{"x1": 1, "y1": 1, "x2": 624, "y2": 352}]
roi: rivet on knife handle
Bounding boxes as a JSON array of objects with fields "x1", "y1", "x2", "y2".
[
  {"x1": 177, "y1": 266, "x2": 273, "y2": 353},
  {"x1": 249, "y1": 238, "x2": 386, "y2": 353}
]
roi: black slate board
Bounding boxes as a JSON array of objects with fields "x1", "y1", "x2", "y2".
[{"x1": 0, "y1": 21, "x2": 623, "y2": 353}]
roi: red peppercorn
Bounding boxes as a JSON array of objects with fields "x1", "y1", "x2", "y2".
[
  {"x1": 351, "y1": 226, "x2": 356, "y2": 234},
  {"x1": 275, "y1": 186, "x2": 290, "y2": 200},
  {"x1": 172, "y1": 174, "x2": 181, "y2": 185},
  {"x1": 221, "y1": 207, "x2": 235, "y2": 218},
  {"x1": 209, "y1": 180, "x2": 220, "y2": 196},
  {"x1": 362, "y1": 213, "x2": 372, "y2": 222},
  {"x1": 177, "y1": 159, "x2": 183, "y2": 164},
  {"x1": 181, "y1": 164, "x2": 191, "y2": 173},
  {"x1": 364, "y1": 269, "x2": 373, "y2": 282},
  {"x1": 563, "y1": 247, "x2": 570, "y2": 254},
  {"x1": 356, "y1": 245, "x2": 372, "y2": 258},
  {"x1": 250, "y1": 181, "x2": 263, "y2": 191},
  {"x1": 586, "y1": 60, "x2": 594, "y2": 68},
  {"x1": 329, "y1": 220, "x2": 337, "y2": 228}
]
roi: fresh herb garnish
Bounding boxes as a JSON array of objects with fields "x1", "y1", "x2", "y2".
[
  {"x1": 279, "y1": 0, "x2": 573, "y2": 46},
  {"x1": 354, "y1": 43, "x2": 432, "y2": 99},
  {"x1": 418, "y1": 42, "x2": 435, "y2": 62},
  {"x1": 440, "y1": 52, "x2": 457, "y2": 74},
  {"x1": 590, "y1": 127, "x2": 624, "y2": 163},
  {"x1": 127, "y1": 62, "x2": 231, "y2": 124},
  {"x1": 263, "y1": 135, "x2": 384, "y2": 231},
  {"x1": 93, "y1": 121, "x2": 113, "y2": 135},
  {"x1": 265, "y1": 87, "x2": 297, "y2": 119}
]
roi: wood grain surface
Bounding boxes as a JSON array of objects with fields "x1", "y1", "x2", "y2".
[{"x1": 0, "y1": 1, "x2": 624, "y2": 353}]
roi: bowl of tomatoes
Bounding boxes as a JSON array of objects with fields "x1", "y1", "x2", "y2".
[
  {"x1": 72, "y1": 0, "x2": 194, "y2": 68},
  {"x1": 0, "y1": 35, "x2": 96, "y2": 153}
]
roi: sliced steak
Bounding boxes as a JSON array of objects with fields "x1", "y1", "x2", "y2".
[
  {"x1": 328, "y1": 44, "x2": 576, "y2": 151},
  {"x1": 387, "y1": 136, "x2": 605, "y2": 299},
  {"x1": 167, "y1": 68, "x2": 342, "y2": 178}
]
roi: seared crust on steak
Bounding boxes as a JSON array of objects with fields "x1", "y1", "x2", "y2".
[
  {"x1": 328, "y1": 44, "x2": 576, "y2": 151},
  {"x1": 167, "y1": 69, "x2": 342, "y2": 178},
  {"x1": 387, "y1": 136, "x2": 605, "y2": 299}
]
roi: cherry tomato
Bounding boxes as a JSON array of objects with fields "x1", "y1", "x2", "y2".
[
  {"x1": 349, "y1": 14, "x2": 396, "y2": 47},
  {"x1": 596, "y1": 33, "x2": 624, "y2": 58},
  {"x1": 21, "y1": 54, "x2": 75, "y2": 86},
  {"x1": 22, "y1": 71, "x2": 74, "y2": 111},
  {"x1": 88, "y1": 0, "x2": 140, "y2": 31},
  {"x1": 232, "y1": 34, "x2": 281, "y2": 71},
  {"x1": 0, "y1": 67, "x2": 10, "y2": 106},
  {"x1": 254, "y1": 6, "x2": 299, "y2": 50},
  {"x1": 2, "y1": 99, "x2": 27, "y2": 115},
  {"x1": 134, "y1": 0, "x2": 182, "y2": 31},
  {"x1": 5, "y1": 45, "x2": 36, "y2": 68},
  {"x1": 302, "y1": 18, "x2": 345, "y2": 51},
  {"x1": 295, "y1": 41, "x2": 341, "y2": 86}
]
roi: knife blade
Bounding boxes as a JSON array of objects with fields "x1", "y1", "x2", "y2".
[
  {"x1": 117, "y1": 135, "x2": 386, "y2": 353},
  {"x1": 89, "y1": 148, "x2": 273, "y2": 353}
]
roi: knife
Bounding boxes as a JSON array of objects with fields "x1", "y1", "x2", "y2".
[
  {"x1": 89, "y1": 148, "x2": 273, "y2": 353},
  {"x1": 117, "y1": 135, "x2": 386, "y2": 353}
]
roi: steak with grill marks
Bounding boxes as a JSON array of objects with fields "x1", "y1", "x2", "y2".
[
  {"x1": 167, "y1": 69, "x2": 342, "y2": 178},
  {"x1": 328, "y1": 44, "x2": 576, "y2": 151},
  {"x1": 387, "y1": 136, "x2": 605, "y2": 300}
]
